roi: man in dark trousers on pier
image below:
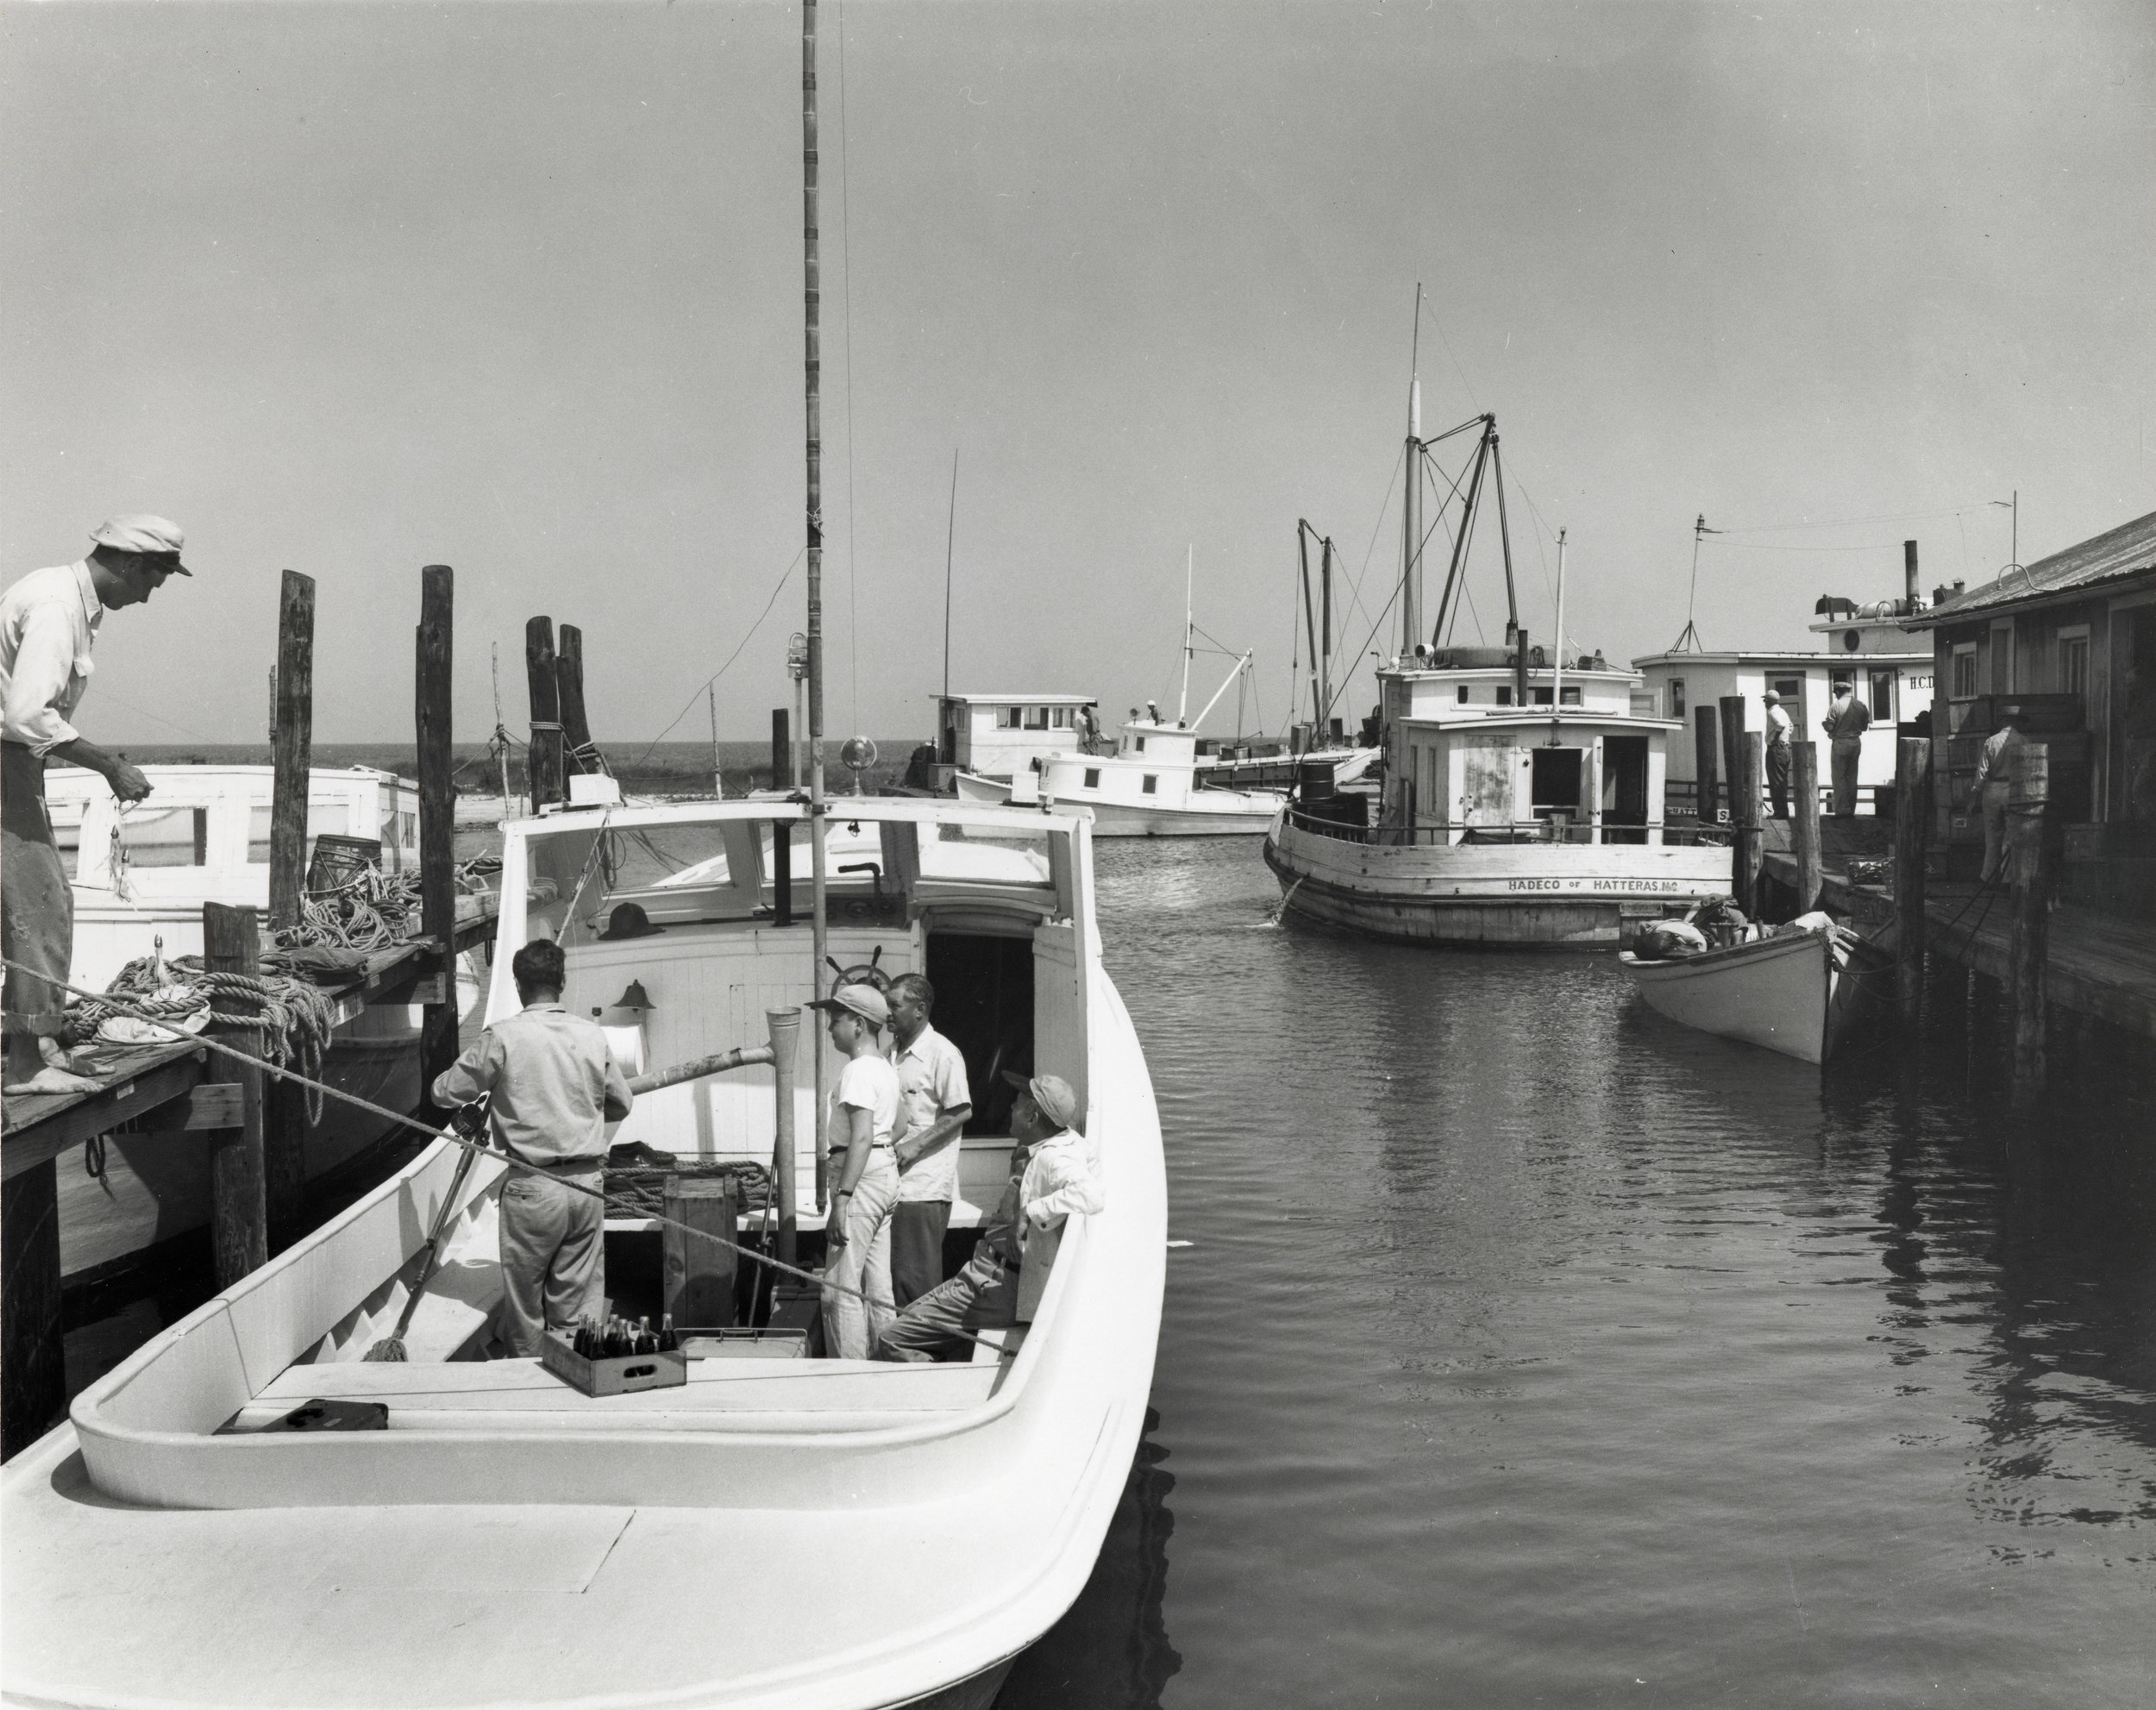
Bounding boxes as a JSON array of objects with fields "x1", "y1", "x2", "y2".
[
  {"x1": 1761, "y1": 689, "x2": 1794, "y2": 819},
  {"x1": 431, "y1": 938, "x2": 634, "y2": 1356},
  {"x1": 1822, "y1": 677, "x2": 1871, "y2": 817},
  {"x1": 2, "y1": 517, "x2": 185, "y2": 1089},
  {"x1": 887, "y1": 973, "x2": 973, "y2": 1309}
]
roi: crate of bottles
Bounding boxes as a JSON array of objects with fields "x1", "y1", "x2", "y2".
[{"x1": 541, "y1": 1316, "x2": 688, "y2": 1398}]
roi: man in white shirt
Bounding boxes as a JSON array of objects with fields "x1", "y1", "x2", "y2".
[
  {"x1": 1761, "y1": 690, "x2": 1795, "y2": 819},
  {"x1": 874, "y1": 1070, "x2": 1100, "y2": 1362},
  {"x1": 810, "y1": 982, "x2": 901, "y2": 1358},
  {"x1": 886, "y1": 973, "x2": 973, "y2": 1308},
  {"x1": 2, "y1": 517, "x2": 186, "y2": 1085},
  {"x1": 1971, "y1": 712, "x2": 2026, "y2": 883}
]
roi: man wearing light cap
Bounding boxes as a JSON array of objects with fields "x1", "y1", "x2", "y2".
[
  {"x1": 1760, "y1": 689, "x2": 1794, "y2": 819},
  {"x1": 808, "y1": 982, "x2": 902, "y2": 1358},
  {"x1": 2, "y1": 517, "x2": 189, "y2": 1084},
  {"x1": 875, "y1": 1068, "x2": 1101, "y2": 1362}
]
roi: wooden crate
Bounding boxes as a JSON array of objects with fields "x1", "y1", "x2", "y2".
[{"x1": 539, "y1": 1330, "x2": 688, "y2": 1398}]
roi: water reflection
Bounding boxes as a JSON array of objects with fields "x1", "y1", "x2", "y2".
[{"x1": 1001, "y1": 1410, "x2": 1181, "y2": 1709}]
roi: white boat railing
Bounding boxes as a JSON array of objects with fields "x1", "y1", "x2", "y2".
[{"x1": 1282, "y1": 806, "x2": 1727, "y2": 849}]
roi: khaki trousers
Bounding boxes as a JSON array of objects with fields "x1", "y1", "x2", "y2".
[
  {"x1": 821, "y1": 1149, "x2": 897, "y2": 1359},
  {"x1": 2, "y1": 742, "x2": 72, "y2": 1082},
  {"x1": 496, "y1": 1166, "x2": 605, "y2": 1356}
]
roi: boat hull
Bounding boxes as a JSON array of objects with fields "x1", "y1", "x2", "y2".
[
  {"x1": 1265, "y1": 814, "x2": 1729, "y2": 947},
  {"x1": 1078, "y1": 798, "x2": 1278, "y2": 836},
  {"x1": 1621, "y1": 928, "x2": 1894, "y2": 1065}
]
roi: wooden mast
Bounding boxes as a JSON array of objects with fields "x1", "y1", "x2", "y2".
[{"x1": 803, "y1": 0, "x2": 830, "y2": 1206}]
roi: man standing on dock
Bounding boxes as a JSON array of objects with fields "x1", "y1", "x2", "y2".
[
  {"x1": 887, "y1": 973, "x2": 972, "y2": 1310},
  {"x1": 1822, "y1": 678, "x2": 1871, "y2": 817},
  {"x1": 1972, "y1": 711, "x2": 2027, "y2": 884},
  {"x1": 1761, "y1": 690, "x2": 1794, "y2": 819},
  {"x1": 2, "y1": 517, "x2": 186, "y2": 1086}
]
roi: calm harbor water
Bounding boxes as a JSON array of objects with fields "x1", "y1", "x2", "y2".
[{"x1": 1006, "y1": 838, "x2": 2156, "y2": 1708}]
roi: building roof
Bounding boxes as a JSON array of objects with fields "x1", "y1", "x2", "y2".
[
  {"x1": 938, "y1": 692, "x2": 1098, "y2": 705},
  {"x1": 1908, "y1": 509, "x2": 2156, "y2": 628},
  {"x1": 1630, "y1": 649, "x2": 1927, "y2": 669}
]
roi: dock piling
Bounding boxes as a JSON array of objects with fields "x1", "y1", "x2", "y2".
[
  {"x1": 524, "y1": 617, "x2": 564, "y2": 811},
  {"x1": 556, "y1": 624, "x2": 596, "y2": 776},
  {"x1": 265, "y1": 570, "x2": 316, "y2": 1246},
  {"x1": 1791, "y1": 741, "x2": 1823, "y2": 914},
  {"x1": 1719, "y1": 698, "x2": 1762, "y2": 917},
  {"x1": 417, "y1": 567, "x2": 457, "y2": 1115},
  {"x1": 2009, "y1": 741, "x2": 2051, "y2": 1100},
  {"x1": 1894, "y1": 738, "x2": 1930, "y2": 1019},
  {"x1": 203, "y1": 902, "x2": 268, "y2": 1286},
  {"x1": 1693, "y1": 704, "x2": 1721, "y2": 830}
]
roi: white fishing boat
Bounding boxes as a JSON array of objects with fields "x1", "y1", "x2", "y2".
[
  {"x1": 39, "y1": 763, "x2": 486, "y2": 1284},
  {"x1": 1620, "y1": 918, "x2": 1893, "y2": 1065},
  {"x1": 0, "y1": 792, "x2": 1166, "y2": 1710},
  {"x1": 1265, "y1": 400, "x2": 1727, "y2": 944}
]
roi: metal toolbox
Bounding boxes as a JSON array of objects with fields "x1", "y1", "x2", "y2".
[{"x1": 540, "y1": 1330, "x2": 689, "y2": 1397}]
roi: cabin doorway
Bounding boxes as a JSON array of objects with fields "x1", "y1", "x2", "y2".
[
  {"x1": 923, "y1": 930, "x2": 1035, "y2": 1134},
  {"x1": 1602, "y1": 736, "x2": 1650, "y2": 844},
  {"x1": 1530, "y1": 748, "x2": 1584, "y2": 834}
]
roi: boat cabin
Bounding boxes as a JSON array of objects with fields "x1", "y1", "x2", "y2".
[
  {"x1": 1376, "y1": 650, "x2": 1683, "y2": 844},
  {"x1": 44, "y1": 764, "x2": 422, "y2": 988},
  {"x1": 936, "y1": 692, "x2": 1100, "y2": 780}
]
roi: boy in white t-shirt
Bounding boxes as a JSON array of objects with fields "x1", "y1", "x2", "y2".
[{"x1": 810, "y1": 983, "x2": 901, "y2": 1357}]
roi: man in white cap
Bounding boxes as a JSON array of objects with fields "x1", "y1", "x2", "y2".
[
  {"x1": 874, "y1": 1069, "x2": 1100, "y2": 1362},
  {"x1": 1, "y1": 517, "x2": 188, "y2": 1084},
  {"x1": 809, "y1": 982, "x2": 902, "y2": 1358}
]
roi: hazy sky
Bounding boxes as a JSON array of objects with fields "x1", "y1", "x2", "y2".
[{"x1": 3, "y1": 1, "x2": 2150, "y2": 748}]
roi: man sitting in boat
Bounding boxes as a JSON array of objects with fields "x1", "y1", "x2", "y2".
[
  {"x1": 875, "y1": 1071, "x2": 1100, "y2": 1362},
  {"x1": 429, "y1": 937, "x2": 633, "y2": 1356},
  {"x1": 810, "y1": 982, "x2": 902, "y2": 1358}
]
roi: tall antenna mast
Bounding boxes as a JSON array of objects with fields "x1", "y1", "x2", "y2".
[
  {"x1": 1178, "y1": 545, "x2": 1194, "y2": 726},
  {"x1": 1548, "y1": 527, "x2": 1569, "y2": 743},
  {"x1": 1673, "y1": 513, "x2": 1714, "y2": 651},
  {"x1": 801, "y1": 0, "x2": 830, "y2": 1217},
  {"x1": 941, "y1": 448, "x2": 959, "y2": 698},
  {"x1": 1401, "y1": 285, "x2": 1424, "y2": 657}
]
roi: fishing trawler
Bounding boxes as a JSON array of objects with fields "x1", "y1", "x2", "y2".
[
  {"x1": 40, "y1": 762, "x2": 487, "y2": 1285},
  {"x1": 1, "y1": 792, "x2": 1164, "y2": 1710},
  {"x1": 1265, "y1": 401, "x2": 1728, "y2": 946}
]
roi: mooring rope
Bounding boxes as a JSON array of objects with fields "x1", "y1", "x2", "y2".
[{"x1": 2, "y1": 956, "x2": 1014, "y2": 1359}]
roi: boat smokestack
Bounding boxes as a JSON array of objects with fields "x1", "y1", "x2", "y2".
[{"x1": 1904, "y1": 539, "x2": 1919, "y2": 604}]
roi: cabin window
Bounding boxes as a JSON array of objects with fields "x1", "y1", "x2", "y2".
[
  {"x1": 1532, "y1": 687, "x2": 1553, "y2": 706},
  {"x1": 1496, "y1": 686, "x2": 1513, "y2": 706},
  {"x1": 1083, "y1": 767, "x2": 1100, "y2": 788},
  {"x1": 1050, "y1": 706, "x2": 1072, "y2": 730},
  {"x1": 1024, "y1": 705, "x2": 1050, "y2": 730},
  {"x1": 2058, "y1": 628, "x2": 2090, "y2": 705},
  {"x1": 1530, "y1": 748, "x2": 1583, "y2": 819},
  {"x1": 120, "y1": 805, "x2": 210, "y2": 868},
  {"x1": 1456, "y1": 684, "x2": 1470, "y2": 704},
  {"x1": 1670, "y1": 678, "x2": 1686, "y2": 717},
  {"x1": 997, "y1": 705, "x2": 1024, "y2": 730},
  {"x1": 1135, "y1": 736, "x2": 1146, "y2": 754},
  {"x1": 248, "y1": 802, "x2": 353, "y2": 865},
  {"x1": 1141, "y1": 774, "x2": 1157, "y2": 795},
  {"x1": 1868, "y1": 668, "x2": 1897, "y2": 723},
  {"x1": 49, "y1": 804, "x2": 83, "y2": 879},
  {"x1": 1951, "y1": 642, "x2": 1978, "y2": 700},
  {"x1": 1559, "y1": 686, "x2": 1582, "y2": 706}
]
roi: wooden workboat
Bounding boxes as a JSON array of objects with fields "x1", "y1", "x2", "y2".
[
  {"x1": 2, "y1": 794, "x2": 1166, "y2": 1710},
  {"x1": 39, "y1": 763, "x2": 486, "y2": 1285},
  {"x1": 958, "y1": 718, "x2": 1285, "y2": 836},
  {"x1": 1619, "y1": 922, "x2": 1893, "y2": 1065}
]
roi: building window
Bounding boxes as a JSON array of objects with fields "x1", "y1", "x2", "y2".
[
  {"x1": 1083, "y1": 767, "x2": 1100, "y2": 789},
  {"x1": 997, "y1": 705, "x2": 1023, "y2": 730},
  {"x1": 2059, "y1": 628, "x2": 2090, "y2": 704},
  {"x1": 1050, "y1": 706, "x2": 1072, "y2": 730},
  {"x1": 1951, "y1": 642, "x2": 1978, "y2": 699},
  {"x1": 1141, "y1": 774, "x2": 1157, "y2": 795},
  {"x1": 1670, "y1": 678, "x2": 1686, "y2": 717},
  {"x1": 1868, "y1": 668, "x2": 1896, "y2": 723},
  {"x1": 1024, "y1": 705, "x2": 1050, "y2": 730}
]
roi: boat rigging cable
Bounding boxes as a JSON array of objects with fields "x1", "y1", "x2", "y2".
[
  {"x1": 629, "y1": 549, "x2": 801, "y2": 768},
  {"x1": 3, "y1": 955, "x2": 1015, "y2": 1359}
]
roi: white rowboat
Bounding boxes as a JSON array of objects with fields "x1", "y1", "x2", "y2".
[{"x1": 1620, "y1": 923, "x2": 1893, "y2": 1066}]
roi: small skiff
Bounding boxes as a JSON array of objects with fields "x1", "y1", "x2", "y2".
[
  {"x1": 1620, "y1": 922, "x2": 1893, "y2": 1066},
  {"x1": 2, "y1": 795, "x2": 1166, "y2": 1710}
]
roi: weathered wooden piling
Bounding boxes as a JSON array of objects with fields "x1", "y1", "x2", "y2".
[
  {"x1": 417, "y1": 567, "x2": 457, "y2": 1112},
  {"x1": 1717, "y1": 693, "x2": 1746, "y2": 828},
  {"x1": 1693, "y1": 704, "x2": 1721, "y2": 828},
  {"x1": 524, "y1": 617, "x2": 565, "y2": 811},
  {"x1": 265, "y1": 570, "x2": 316, "y2": 1246},
  {"x1": 1716, "y1": 698, "x2": 1761, "y2": 915},
  {"x1": 204, "y1": 902, "x2": 268, "y2": 1287},
  {"x1": 1894, "y1": 738, "x2": 1930, "y2": 1018},
  {"x1": 556, "y1": 623, "x2": 597, "y2": 775},
  {"x1": 2009, "y1": 741, "x2": 2051, "y2": 1099},
  {"x1": 1, "y1": 1151, "x2": 65, "y2": 1457},
  {"x1": 1791, "y1": 741, "x2": 1823, "y2": 914}
]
